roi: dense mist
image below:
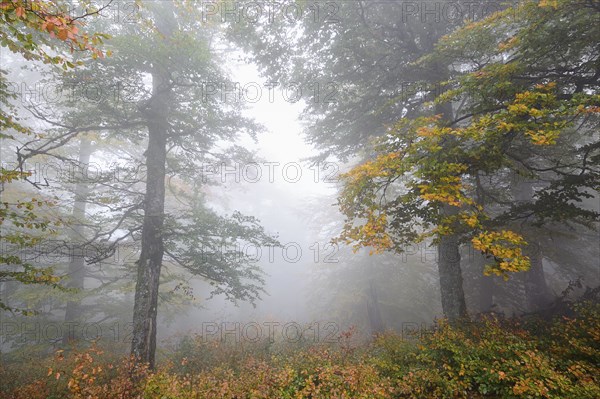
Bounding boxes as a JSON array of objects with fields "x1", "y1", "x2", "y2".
[{"x1": 1, "y1": 1, "x2": 599, "y2": 397}]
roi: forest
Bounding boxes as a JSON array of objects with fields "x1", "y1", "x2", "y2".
[{"x1": 0, "y1": 0, "x2": 599, "y2": 398}]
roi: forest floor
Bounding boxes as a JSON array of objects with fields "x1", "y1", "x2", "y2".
[{"x1": 1, "y1": 300, "x2": 598, "y2": 399}]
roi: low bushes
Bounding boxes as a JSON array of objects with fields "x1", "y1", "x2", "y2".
[
  {"x1": 1, "y1": 301, "x2": 598, "y2": 398},
  {"x1": 371, "y1": 301, "x2": 599, "y2": 398}
]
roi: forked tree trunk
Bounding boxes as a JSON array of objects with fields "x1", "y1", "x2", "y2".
[{"x1": 63, "y1": 136, "x2": 93, "y2": 345}]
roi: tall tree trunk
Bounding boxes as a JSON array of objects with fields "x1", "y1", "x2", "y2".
[
  {"x1": 523, "y1": 241, "x2": 552, "y2": 311},
  {"x1": 131, "y1": 68, "x2": 169, "y2": 368},
  {"x1": 366, "y1": 279, "x2": 385, "y2": 335},
  {"x1": 435, "y1": 96, "x2": 468, "y2": 320},
  {"x1": 473, "y1": 172, "x2": 494, "y2": 313},
  {"x1": 474, "y1": 252, "x2": 495, "y2": 313},
  {"x1": 438, "y1": 209, "x2": 468, "y2": 319},
  {"x1": 62, "y1": 136, "x2": 93, "y2": 345},
  {"x1": 511, "y1": 174, "x2": 552, "y2": 312}
]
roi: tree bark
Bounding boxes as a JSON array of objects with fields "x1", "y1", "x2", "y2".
[
  {"x1": 131, "y1": 68, "x2": 169, "y2": 368},
  {"x1": 472, "y1": 174, "x2": 495, "y2": 314},
  {"x1": 523, "y1": 236, "x2": 552, "y2": 311},
  {"x1": 62, "y1": 136, "x2": 92, "y2": 345},
  {"x1": 435, "y1": 96, "x2": 468, "y2": 320},
  {"x1": 511, "y1": 174, "x2": 553, "y2": 312},
  {"x1": 474, "y1": 252, "x2": 495, "y2": 313},
  {"x1": 366, "y1": 279, "x2": 385, "y2": 335},
  {"x1": 438, "y1": 207, "x2": 468, "y2": 320}
]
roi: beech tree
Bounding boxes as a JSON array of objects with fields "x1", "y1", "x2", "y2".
[
  {"x1": 0, "y1": 0, "x2": 107, "y2": 312},
  {"x1": 337, "y1": 0, "x2": 599, "y2": 316},
  {"x1": 12, "y1": 0, "x2": 280, "y2": 366},
  {"x1": 230, "y1": 0, "x2": 497, "y2": 319}
]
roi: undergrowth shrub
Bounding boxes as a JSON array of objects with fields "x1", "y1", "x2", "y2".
[
  {"x1": 0, "y1": 345, "x2": 148, "y2": 399},
  {"x1": 1, "y1": 302, "x2": 598, "y2": 398},
  {"x1": 371, "y1": 301, "x2": 600, "y2": 398}
]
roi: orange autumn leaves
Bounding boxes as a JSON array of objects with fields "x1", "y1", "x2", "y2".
[
  {"x1": 1, "y1": 0, "x2": 107, "y2": 63},
  {"x1": 0, "y1": 0, "x2": 108, "y2": 312},
  {"x1": 41, "y1": 14, "x2": 79, "y2": 42},
  {"x1": 338, "y1": 62, "x2": 600, "y2": 278},
  {"x1": 338, "y1": 81, "x2": 600, "y2": 278}
]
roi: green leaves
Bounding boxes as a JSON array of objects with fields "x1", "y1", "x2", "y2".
[
  {"x1": 165, "y1": 198, "x2": 281, "y2": 305},
  {"x1": 1, "y1": 0, "x2": 106, "y2": 314},
  {"x1": 337, "y1": 0, "x2": 599, "y2": 278}
]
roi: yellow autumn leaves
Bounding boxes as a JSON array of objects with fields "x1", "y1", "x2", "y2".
[
  {"x1": 338, "y1": 54, "x2": 599, "y2": 277},
  {"x1": 472, "y1": 230, "x2": 530, "y2": 279}
]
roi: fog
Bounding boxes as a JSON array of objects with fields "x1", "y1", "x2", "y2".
[{"x1": 1, "y1": 0, "x2": 598, "y2": 369}]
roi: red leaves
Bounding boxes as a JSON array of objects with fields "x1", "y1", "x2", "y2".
[
  {"x1": 2, "y1": 0, "x2": 106, "y2": 64},
  {"x1": 57, "y1": 28, "x2": 68, "y2": 41}
]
